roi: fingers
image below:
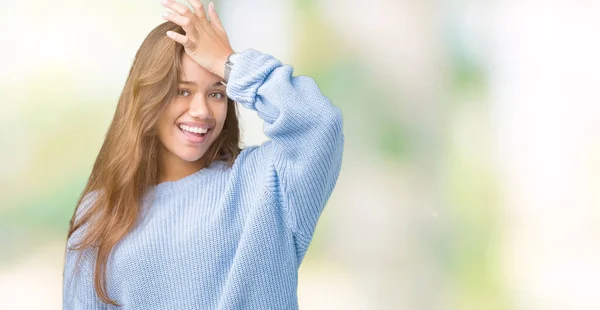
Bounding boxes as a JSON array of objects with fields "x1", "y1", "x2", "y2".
[
  {"x1": 188, "y1": 0, "x2": 209, "y2": 24},
  {"x1": 166, "y1": 30, "x2": 192, "y2": 47},
  {"x1": 162, "y1": 12, "x2": 192, "y2": 28},
  {"x1": 207, "y1": 2, "x2": 226, "y2": 34},
  {"x1": 161, "y1": 0, "x2": 229, "y2": 54},
  {"x1": 162, "y1": 0, "x2": 212, "y2": 33},
  {"x1": 162, "y1": 0, "x2": 192, "y2": 17}
]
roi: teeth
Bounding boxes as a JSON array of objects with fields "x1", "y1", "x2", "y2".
[{"x1": 179, "y1": 124, "x2": 208, "y2": 134}]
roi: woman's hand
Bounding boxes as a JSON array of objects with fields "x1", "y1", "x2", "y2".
[{"x1": 161, "y1": 0, "x2": 234, "y2": 79}]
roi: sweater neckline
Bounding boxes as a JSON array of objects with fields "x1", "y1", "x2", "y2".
[{"x1": 151, "y1": 160, "x2": 226, "y2": 196}]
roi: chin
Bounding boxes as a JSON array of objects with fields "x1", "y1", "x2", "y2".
[{"x1": 176, "y1": 149, "x2": 208, "y2": 163}]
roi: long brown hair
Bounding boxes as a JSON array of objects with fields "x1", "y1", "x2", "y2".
[{"x1": 66, "y1": 21, "x2": 241, "y2": 306}]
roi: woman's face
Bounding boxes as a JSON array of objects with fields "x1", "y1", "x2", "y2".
[{"x1": 157, "y1": 53, "x2": 228, "y2": 173}]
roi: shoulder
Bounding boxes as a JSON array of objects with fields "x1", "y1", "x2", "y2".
[
  {"x1": 76, "y1": 190, "x2": 101, "y2": 221},
  {"x1": 68, "y1": 189, "x2": 102, "y2": 248}
]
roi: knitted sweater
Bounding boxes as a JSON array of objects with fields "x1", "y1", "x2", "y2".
[{"x1": 62, "y1": 49, "x2": 345, "y2": 309}]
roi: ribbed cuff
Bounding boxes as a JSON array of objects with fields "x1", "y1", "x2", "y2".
[{"x1": 225, "y1": 49, "x2": 283, "y2": 109}]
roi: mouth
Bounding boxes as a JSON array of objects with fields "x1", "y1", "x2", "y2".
[{"x1": 177, "y1": 124, "x2": 212, "y2": 144}]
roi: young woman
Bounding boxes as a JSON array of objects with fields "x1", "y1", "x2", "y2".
[{"x1": 63, "y1": 1, "x2": 344, "y2": 309}]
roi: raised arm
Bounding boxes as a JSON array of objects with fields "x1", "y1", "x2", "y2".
[{"x1": 226, "y1": 49, "x2": 344, "y2": 262}]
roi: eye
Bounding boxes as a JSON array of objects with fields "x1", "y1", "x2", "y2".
[
  {"x1": 209, "y1": 92, "x2": 226, "y2": 100},
  {"x1": 177, "y1": 89, "x2": 191, "y2": 97}
]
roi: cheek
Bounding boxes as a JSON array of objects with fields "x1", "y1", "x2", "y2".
[
  {"x1": 215, "y1": 103, "x2": 228, "y2": 131},
  {"x1": 157, "y1": 105, "x2": 181, "y2": 146},
  {"x1": 215, "y1": 103, "x2": 227, "y2": 124}
]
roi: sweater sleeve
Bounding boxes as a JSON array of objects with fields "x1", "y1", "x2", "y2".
[
  {"x1": 63, "y1": 192, "x2": 107, "y2": 310},
  {"x1": 226, "y1": 49, "x2": 344, "y2": 262}
]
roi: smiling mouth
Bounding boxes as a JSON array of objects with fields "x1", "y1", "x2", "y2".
[
  {"x1": 178, "y1": 124, "x2": 211, "y2": 137},
  {"x1": 177, "y1": 124, "x2": 212, "y2": 144}
]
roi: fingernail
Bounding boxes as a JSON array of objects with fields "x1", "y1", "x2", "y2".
[
  {"x1": 209, "y1": 2, "x2": 215, "y2": 11},
  {"x1": 162, "y1": 12, "x2": 169, "y2": 18},
  {"x1": 161, "y1": 0, "x2": 169, "y2": 5}
]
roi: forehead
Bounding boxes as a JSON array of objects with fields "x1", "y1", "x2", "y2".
[{"x1": 178, "y1": 53, "x2": 220, "y2": 85}]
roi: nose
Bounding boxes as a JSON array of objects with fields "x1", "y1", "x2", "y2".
[{"x1": 187, "y1": 95, "x2": 212, "y2": 119}]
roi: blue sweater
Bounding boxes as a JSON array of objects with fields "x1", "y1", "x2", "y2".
[{"x1": 63, "y1": 49, "x2": 344, "y2": 309}]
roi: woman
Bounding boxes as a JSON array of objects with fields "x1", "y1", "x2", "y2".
[{"x1": 63, "y1": 0, "x2": 344, "y2": 309}]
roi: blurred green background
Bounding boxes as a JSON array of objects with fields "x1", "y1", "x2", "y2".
[{"x1": 1, "y1": 0, "x2": 600, "y2": 309}]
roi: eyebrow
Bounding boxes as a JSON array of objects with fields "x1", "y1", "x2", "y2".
[{"x1": 178, "y1": 80, "x2": 225, "y2": 87}]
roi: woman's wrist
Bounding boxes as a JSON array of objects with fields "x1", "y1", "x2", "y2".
[{"x1": 214, "y1": 49, "x2": 235, "y2": 80}]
